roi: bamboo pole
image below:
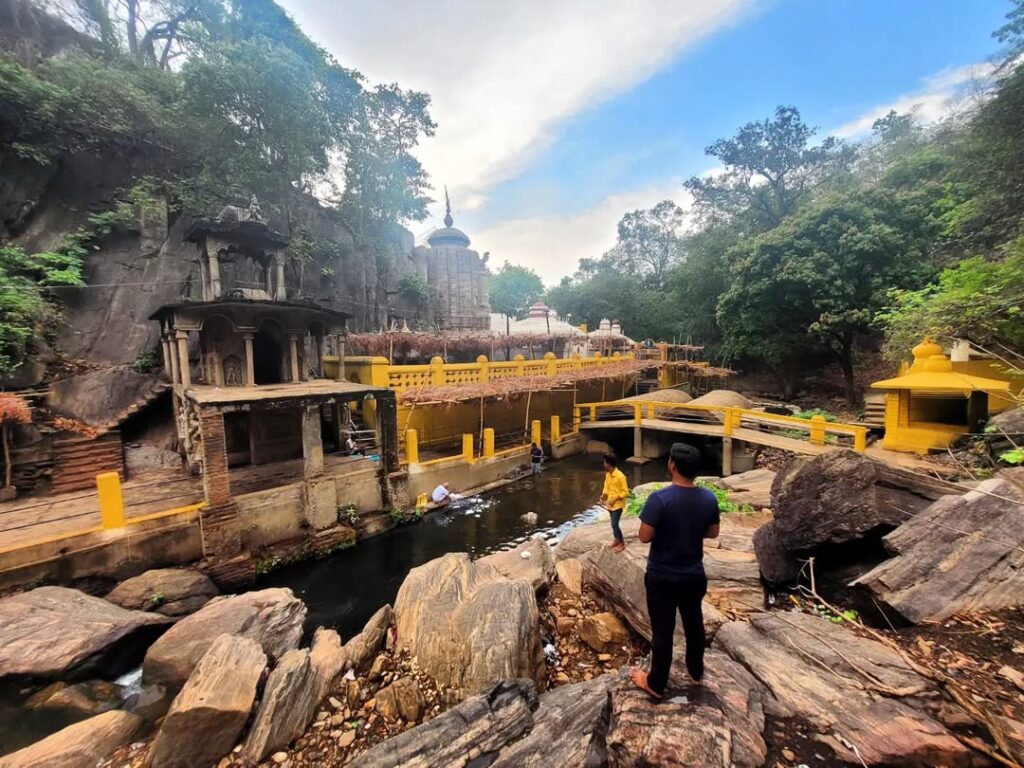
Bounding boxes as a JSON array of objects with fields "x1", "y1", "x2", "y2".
[{"x1": 523, "y1": 388, "x2": 533, "y2": 443}]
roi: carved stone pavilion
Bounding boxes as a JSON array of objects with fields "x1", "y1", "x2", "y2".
[{"x1": 151, "y1": 198, "x2": 398, "y2": 583}]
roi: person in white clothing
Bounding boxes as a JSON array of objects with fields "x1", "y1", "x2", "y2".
[{"x1": 431, "y1": 482, "x2": 453, "y2": 507}]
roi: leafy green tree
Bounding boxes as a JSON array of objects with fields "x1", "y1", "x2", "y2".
[
  {"x1": 719, "y1": 187, "x2": 940, "y2": 402},
  {"x1": 613, "y1": 200, "x2": 686, "y2": 288},
  {"x1": 684, "y1": 105, "x2": 854, "y2": 231},
  {"x1": 490, "y1": 263, "x2": 544, "y2": 330}
]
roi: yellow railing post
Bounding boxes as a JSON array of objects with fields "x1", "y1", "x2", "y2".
[
  {"x1": 854, "y1": 427, "x2": 867, "y2": 452},
  {"x1": 544, "y1": 351, "x2": 557, "y2": 375},
  {"x1": 514, "y1": 354, "x2": 526, "y2": 377},
  {"x1": 589, "y1": 404, "x2": 597, "y2": 422},
  {"x1": 573, "y1": 406, "x2": 581, "y2": 431},
  {"x1": 550, "y1": 415, "x2": 561, "y2": 443},
  {"x1": 483, "y1": 428, "x2": 495, "y2": 457},
  {"x1": 430, "y1": 356, "x2": 446, "y2": 385},
  {"x1": 531, "y1": 419, "x2": 542, "y2": 446},
  {"x1": 634, "y1": 403, "x2": 642, "y2": 426},
  {"x1": 97, "y1": 472, "x2": 125, "y2": 529},
  {"x1": 406, "y1": 429, "x2": 419, "y2": 466},
  {"x1": 477, "y1": 355, "x2": 489, "y2": 384},
  {"x1": 368, "y1": 356, "x2": 391, "y2": 387},
  {"x1": 809, "y1": 414, "x2": 826, "y2": 446},
  {"x1": 462, "y1": 433, "x2": 475, "y2": 463},
  {"x1": 723, "y1": 408, "x2": 734, "y2": 437}
]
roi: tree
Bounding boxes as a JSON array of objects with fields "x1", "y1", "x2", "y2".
[
  {"x1": 0, "y1": 394, "x2": 31, "y2": 493},
  {"x1": 719, "y1": 187, "x2": 940, "y2": 402},
  {"x1": 684, "y1": 105, "x2": 854, "y2": 231},
  {"x1": 490, "y1": 263, "x2": 544, "y2": 337},
  {"x1": 613, "y1": 200, "x2": 686, "y2": 288}
]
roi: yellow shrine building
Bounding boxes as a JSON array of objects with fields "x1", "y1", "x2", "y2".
[{"x1": 872, "y1": 339, "x2": 1011, "y2": 454}]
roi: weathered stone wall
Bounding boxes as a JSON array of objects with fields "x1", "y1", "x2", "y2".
[{"x1": 415, "y1": 244, "x2": 490, "y2": 331}]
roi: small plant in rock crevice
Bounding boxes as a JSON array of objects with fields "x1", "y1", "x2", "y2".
[
  {"x1": 338, "y1": 503, "x2": 359, "y2": 526},
  {"x1": 388, "y1": 506, "x2": 423, "y2": 525}
]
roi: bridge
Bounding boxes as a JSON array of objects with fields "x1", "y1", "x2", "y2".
[{"x1": 573, "y1": 399, "x2": 870, "y2": 475}]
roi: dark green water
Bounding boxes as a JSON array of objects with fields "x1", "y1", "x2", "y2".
[{"x1": 260, "y1": 453, "x2": 668, "y2": 639}]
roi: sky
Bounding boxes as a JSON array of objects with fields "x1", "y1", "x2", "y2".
[{"x1": 279, "y1": 0, "x2": 1011, "y2": 285}]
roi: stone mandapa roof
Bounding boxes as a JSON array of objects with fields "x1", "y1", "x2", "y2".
[{"x1": 48, "y1": 366, "x2": 171, "y2": 431}]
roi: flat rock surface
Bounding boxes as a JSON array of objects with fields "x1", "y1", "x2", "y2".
[
  {"x1": 148, "y1": 634, "x2": 266, "y2": 768},
  {"x1": 479, "y1": 538, "x2": 555, "y2": 594},
  {"x1": 854, "y1": 469, "x2": 1024, "y2": 623},
  {"x1": 719, "y1": 468, "x2": 775, "y2": 509},
  {"x1": 715, "y1": 611, "x2": 970, "y2": 766},
  {"x1": 105, "y1": 568, "x2": 219, "y2": 618},
  {"x1": 0, "y1": 587, "x2": 171, "y2": 681},
  {"x1": 142, "y1": 587, "x2": 304, "y2": 688},
  {"x1": 0, "y1": 709, "x2": 143, "y2": 768},
  {"x1": 393, "y1": 554, "x2": 544, "y2": 698}
]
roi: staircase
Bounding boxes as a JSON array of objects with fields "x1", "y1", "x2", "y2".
[{"x1": 863, "y1": 393, "x2": 886, "y2": 426}]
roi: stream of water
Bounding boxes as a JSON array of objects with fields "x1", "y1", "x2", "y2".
[{"x1": 0, "y1": 453, "x2": 669, "y2": 756}]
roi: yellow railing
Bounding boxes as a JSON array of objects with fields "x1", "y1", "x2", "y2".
[
  {"x1": 575, "y1": 400, "x2": 867, "y2": 452},
  {"x1": 325, "y1": 352, "x2": 634, "y2": 395}
]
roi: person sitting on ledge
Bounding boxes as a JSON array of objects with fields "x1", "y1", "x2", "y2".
[
  {"x1": 431, "y1": 482, "x2": 454, "y2": 507},
  {"x1": 344, "y1": 432, "x2": 362, "y2": 456}
]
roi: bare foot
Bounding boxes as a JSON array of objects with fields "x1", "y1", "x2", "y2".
[
  {"x1": 629, "y1": 668, "x2": 663, "y2": 699},
  {"x1": 612, "y1": 541, "x2": 626, "y2": 552}
]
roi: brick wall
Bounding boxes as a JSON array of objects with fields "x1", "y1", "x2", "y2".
[{"x1": 199, "y1": 410, "x2": 231, "y2": 504}]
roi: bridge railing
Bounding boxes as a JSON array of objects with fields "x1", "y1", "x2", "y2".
[{"x1": 574, "y1": 400, "x2": 867, "y2": 452}]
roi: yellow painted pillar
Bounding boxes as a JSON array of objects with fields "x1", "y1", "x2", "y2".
[
  {"x1": 573, "y1": 406, "x2": 581, "y2": 431},
  {"x1": 477, "y1": 355, "x2": 489, "y2": 383},
  {"x1": 483, "y1": 428, "x2": 495, "y2": 457},
  {"x1": 514, "y1": 354, "x2": 526, "y2": 377},
  {"x1": 531, "y1": 419, "x2": 542, "y2": 446},
  {"x1": 633, "y1": 403, "x2": 642, "y2": 426},
  {"x1": 406, "y1": 429, "x2": 419, "y2": 465},
  {"x1": 544, "y1": 351, "x2": 557, "y2": 375},
  {"x1": 854, "y1": 428, "x2": 867, "y2": 452},
  {"x1": 809, "y1": 414, "x2": 826, "y2": 446},
  {"x1": 97, "y1": 472, "x2": 125, "y2": 529},
  {"x1": 550, "y1": 415, "x2": 561, "y2": 443},
  {"x1": 368, "y1": 356, "x2": 391, "y2": 387},
  {"x1": 462, "y1": 433, "x2": 475, "y2": 463},
  {"x1": 589, "y1": 404, "x2": 597, "y2": 422},
  {"x1": 723, "y1": 407, "x2": 734, "y2": 437},
  {"x1": 430, "y1": 356, "x2": 446, "y2": 385}
]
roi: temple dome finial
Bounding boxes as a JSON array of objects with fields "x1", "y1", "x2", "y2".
[{"x1": 444, "y1": 185, "x2": 454, "y2": 228}]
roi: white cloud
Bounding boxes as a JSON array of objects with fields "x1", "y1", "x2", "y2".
[
  {"x1": 278, "y1": 0, "x2": 752, "y2": 213},
  {"x1": 472, "y1": 178, "x2": 691, "y2": 286},
  {"x1": 832, "y1": 61, "x2": 999, "y2": 138}
]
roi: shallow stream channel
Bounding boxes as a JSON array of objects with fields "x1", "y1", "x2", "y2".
[{"x1": 0, "y1": 453, "x2": 667, "y2": 756}]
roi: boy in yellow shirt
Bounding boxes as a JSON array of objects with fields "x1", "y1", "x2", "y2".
[{"x1": 598, "y1": 452, "x2": 629, "y2": 551}]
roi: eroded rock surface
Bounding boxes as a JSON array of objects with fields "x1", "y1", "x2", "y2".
[
  {"x1": 716, "y1": 611, "x2": 970, "y2": 766},
  {"x1": 554, "y1": 558, "x2": 583, "y2": 595},
  {"x1": 148, "y1": 634, "x2": 266, "y2": 768},
  {"x1": 479, "y1": 538, "x2": 555, "y2": 594},
  {"x1": 0, "y1": 587, "x2": 171, "y2": 681},
  {"x1": 142, "y1": 587, "x2": 304, "y2": 688},
  {"x1": 343, "y1": 605, "x2": 393, "y2": 674},
  {"x1": 754, "y1": 450, "x2": 960, "y2": 583},
  {"x1": 393, "y1": 554, "x2": 544, "y2": 698},
  {"x1": 0, "y1": 710, "x2": 143, "y2": 768},
  {"x1": 854, "y1": 469, "x2": 1024, "y2": 622},
  {"x1": 105, "y1": 568, "x2": 218, "y2": 618}
]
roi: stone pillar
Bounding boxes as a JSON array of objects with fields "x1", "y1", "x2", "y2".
[
  {"x1": 302, "y1": 405, "x2": 324, "y2": 478},
  {"x1": 317, "y1": 335, "x2": 326, "y2": 378},
  {"x1": 199, "y1": 410, "x2": 231, "y2": 505},
  {"x1": 208, "y1": 249, "x2": 222, "y2": 298},
  {"x1": 336, "y1": 337, "x2": 346, "y2": 381},
  {"x1": 375, "y1": 390, "x2": 399, "y2": 476},
  {"x1": 161, "y1": 336, "x2": 173, "y2": 380},
  {"x1": 168, "y1": 337, "x2": 181, "y2": 384},
  {"x1": 243, "y1": 333, "x2": 255, "y2": 386},
  {"x1": 265, "y1": 261, "x2": 274, "y2": 295},
  {"x1": 633, "y1": 426, "x2": 643, "y2": 460},
  {"x1": 176, "y1": 331, "x2": 191, "y2": 387},
  {"x1": 722, "y1": 437, "x2": 734, "y2": 477},
  {"x1": 289, "y1": 334, "x2": 300, "y2": 382},
  {"x1": 274, "y1": 254, "x2": 287, "y2": 301}
]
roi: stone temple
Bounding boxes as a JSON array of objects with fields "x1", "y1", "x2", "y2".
[{"x1": 414, "y1": 191, "x2": 490, "y2": 331}]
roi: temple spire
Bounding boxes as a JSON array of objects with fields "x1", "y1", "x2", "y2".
[{"x1": 443, "y1": 185, "x2": 454, "y2": 228}]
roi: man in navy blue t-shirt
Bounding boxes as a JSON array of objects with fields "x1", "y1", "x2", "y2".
[{"x1": 630, "y1": 442, "x2": 719, "y2": 698}]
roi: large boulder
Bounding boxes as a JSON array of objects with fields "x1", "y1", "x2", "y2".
[
  {"x1": 582, "y1": 541, "x2": 727, "y2": 641},
  {"x1": 350, "y1": 680, "x2": 539, "y2": 768},
  {"x1": 27, "y1": 679, "x2": 121, "y2": 717},
  {"x1": 577, "y1": 612, "x2": 630, "y2": 653},
  {"x1": 554, "y1": 558, "x2": 583, "y2": 595},
  {"x1": 754, "y1": 450, "x2": 961, "y2": 583},
  {"x1": 394, "y1": 554, "x2": 544, "y2": 699},
  {"x1": 555, "y1": 517, "x2": 641, "y2": 562},
  {"x1": 242, "y1": 628, "x2": 346, "y2": 763},
  {"x1": 604, "y1": 650, "x2": 768, "y2": 767},
  {"x1": 105, "y1": 568, "x2": 218, "y2": 618},
  {"x1": 0, "y1": 587, "x2": 171, "y2": 682},
  {"x1": 0, "y1": 710, "x2": 143, "y2": 768},
  {"x1": 478, "y1": 538, "x2": 555, "y2": 594},
  {"x1": 716, "y1": 612, "x2": 970, "y2": 766},
  {"x1": 142, "y1": 587, "x2": 305, "y2": 688},
  {"x1": 148, "y1": 634, "x2": 266, "y2": 768},
  {"x1": 853, "y1": 469, "x2": 1024, "y2": 623},
  {"x1": 718, "y1": 468, "x2": 775, "y2": 509}
]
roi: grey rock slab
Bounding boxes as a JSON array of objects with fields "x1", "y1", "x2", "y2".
[
  {"x1": 0, "y1": 586, "x2": 171, "y2": 681},
  {"x1": 342, "y1": 604, "x2": 393, "y2": 674},
  {"x1": 142, "y1": 587, "x2": 304, "y2": 689},
  {"x1": 105, "y1": 568, "x2": 218, "y2": 618},
  {"x1": 0, "y1": 710, "x2": 143, "y2": 768},
  {"x1": 478, "y1": 538, "x2": 555, "y2": 594},
  {"x1": 148, "y1": 634, "x2": 266, "y2": 768}
]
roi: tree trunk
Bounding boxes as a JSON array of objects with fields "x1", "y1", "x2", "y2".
[
  {"x1": 505, "y1": 315, "x2": 511, "y2": 361},
  {"x1": 840, "y1": 341, "x2": 858, "y2": 406},
  {"x1": 3, "y1": 423, "x2": 11, "y2": 489}
]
